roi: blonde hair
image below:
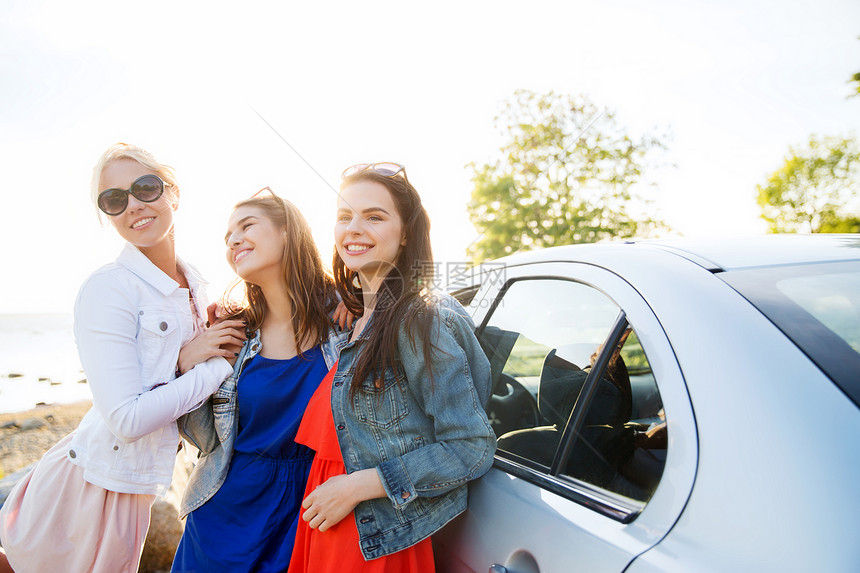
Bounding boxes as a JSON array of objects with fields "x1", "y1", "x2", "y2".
[{"x1": 90, "y1": 143, "x2": 179, "y2": 220}]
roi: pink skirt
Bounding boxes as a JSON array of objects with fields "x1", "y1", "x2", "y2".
[{"x1": 0, "y1": 433, "x2": 155, "y2": 573}]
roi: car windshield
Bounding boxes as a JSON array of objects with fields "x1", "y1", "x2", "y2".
[{"x1": 719, "y1": 260, "x2": 860, "y2": 408}]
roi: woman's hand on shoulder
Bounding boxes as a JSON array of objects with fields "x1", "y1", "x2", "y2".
[
  {"x1": 332, "y1": 300, "x2": 357, "y2": 331},
  {"x1": 178, "y1": 320, "x2": 246, "y2": 374},
  {"x1": 206, "y1": 301, "x2": 228, "y2": 327}
]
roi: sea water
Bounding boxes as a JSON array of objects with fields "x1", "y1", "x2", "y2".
[{"x1": 0, "y1": 314, "x2": 92, "y2": 413}]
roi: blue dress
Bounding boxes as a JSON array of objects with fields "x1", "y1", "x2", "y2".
[{"x1": 172, "y1": 347, "x2": 328, "y2": 573}]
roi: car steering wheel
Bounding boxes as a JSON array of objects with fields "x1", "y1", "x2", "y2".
[{"x1": 487, "y1": 373, "x2": 541, "y2": 437}]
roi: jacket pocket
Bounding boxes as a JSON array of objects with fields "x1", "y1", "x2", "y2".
[
  {"x1": 352, "y1": 367, "x2": 409, "y2": 430},
  {"x1": 212, "y1": 387, "x2": 236, "y2": 443},
  {"x1": 138, "y1": 307, "x2": 179, "y2": 384}
]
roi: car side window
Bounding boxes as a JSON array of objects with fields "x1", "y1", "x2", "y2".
[
  {"x1": 481, "y1": 279, "x2": 620, "y2": 469},
  {"x1": 557, "y1": 327, "x2": 667, "y2": 502},
  {"x1": 479, "y1": 278, "x2": 668, "y2": 504}
]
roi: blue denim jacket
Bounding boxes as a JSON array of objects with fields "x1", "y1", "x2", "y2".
[
  {"x1": 177, "y1": 326, "x2": 350, "y2": 518},
  {"x1": 332, "y1": 295, "x2": 496, "y2": 560}
]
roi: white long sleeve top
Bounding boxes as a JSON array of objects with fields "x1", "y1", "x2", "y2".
[{"x1": 68, "y1": 243, "x2": 232, "y2": 495}]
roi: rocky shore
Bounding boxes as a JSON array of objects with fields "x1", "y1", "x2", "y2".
[
  {"x1": 0, "y1": 401, "x2": 91, "y2": 477},
  {"x1": 0, "y1": 401, "x2": 192, "y2": 573}
]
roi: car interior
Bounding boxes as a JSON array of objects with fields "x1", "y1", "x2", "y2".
[{"x1": 481, "y1": 324, "x2": 667, "y2": 502}]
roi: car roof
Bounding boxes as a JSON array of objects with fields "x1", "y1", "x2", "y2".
[
  {"x1": 490, "y1": 234, "x2": 860, "y2": 273},
  {"x1": 637, "y1": 234, "x2": 860, "y2": 271}
]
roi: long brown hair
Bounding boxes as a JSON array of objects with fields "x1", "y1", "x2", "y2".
[
  {"x1": 223, "y1": 194, "x2": 337, "y2": 357},
  {"x1": 333, "y1": 170, "x2": 437, "y2": 395}
]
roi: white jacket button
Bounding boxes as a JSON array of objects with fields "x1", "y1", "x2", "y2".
[
  {"x1": 68, "y1": 449, "x2": 76, "y2": 459},
  {"x1": 159, "y1": 321, "x2": 168, "y2": 331},
  {"x1": 113, "y1": 445, "x2": 119, "y2": 451}
]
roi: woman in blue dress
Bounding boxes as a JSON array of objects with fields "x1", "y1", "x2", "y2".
[{"x1": 171, "y1": 189, "x2": 350, "y2": 572}]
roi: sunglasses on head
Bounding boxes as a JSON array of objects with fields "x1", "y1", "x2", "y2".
[
  {"x1": 341, "y1": 162, "x2": 406, "y2": 179},
  {"x1": 249, "y1": 185, "x2": 290, "y2": 218},
  {"x1": 251, "y1": 186, "x2": 276, "y2": 199},
  {"x1": 98, "y1": 174, "x2": 166, "y2": 216}
]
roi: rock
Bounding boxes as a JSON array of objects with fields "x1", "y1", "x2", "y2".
[
  {"x1": 138, "y1": 450, "x2": 195, "y2": 573},
  {"x1": 0, "y1": 457, "x2": 195, "y2": 572},
  {"x1": 77, "y1": 378, "x2": 88, "y2": 384},
  {"x1": 0, "y1": 401, "x2": 192, "y2": 572},
  {"x1": 19, "y1": 418, "x2": 48, "y2": 431},
  {"x1": 38, "y1": 377, "x2": 50, "y2": 382},
  {"x1": 0, "y1": 463, "x2": 35, "y2": 509},
  {"x1": 50, "y1": 380, "x2": 62, "y2": 386},
  {"x1": 0, "y1": 421, "x2": 19, "y2": 430},
  {"x1": 6, "y1": 373, "x2": 23, "y2": 379}
]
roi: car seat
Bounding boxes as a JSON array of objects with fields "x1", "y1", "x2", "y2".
[{"x1": 497, "y1": 345, "x2": 634, "y2": 484}]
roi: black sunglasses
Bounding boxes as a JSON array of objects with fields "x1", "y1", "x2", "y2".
[{"x1": 97, "y1": 174, "x2": 166, "y2": 216}]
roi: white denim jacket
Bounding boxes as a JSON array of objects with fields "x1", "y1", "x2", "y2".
[{"x1": 68, "y1": 243, "x2": 232, "y2": 496}]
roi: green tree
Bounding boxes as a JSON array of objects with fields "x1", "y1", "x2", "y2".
[
  {"x1": 756, "y1": 135, "x2": 860, "y2": 233},
  {"x1": 466, "y1": 90, "x2": 668, "y2": 262},
  {"x1": 820, "y1": 215, "x2": 860, "y2": 233}
]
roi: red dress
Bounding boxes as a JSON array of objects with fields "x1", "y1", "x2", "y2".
[{"x1": 288, "y1": 363, "x2": 435, "y2": 572}]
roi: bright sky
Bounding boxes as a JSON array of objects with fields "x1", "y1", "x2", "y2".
[{"x1": 1, "y1": 0, "x2": 858, "y2": 314}]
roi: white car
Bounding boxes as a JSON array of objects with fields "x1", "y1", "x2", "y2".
[{"x1": 433, "y1": 234, "x2": 860, "y2": 573}]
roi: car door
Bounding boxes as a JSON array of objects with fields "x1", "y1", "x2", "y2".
[{"x1": 434, "y1": 260, "x2": 697, "y2": 573}]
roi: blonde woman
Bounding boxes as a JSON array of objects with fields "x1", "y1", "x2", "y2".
[{"x1": 0, "y1": 143, "x2": 243, "y2": 573}]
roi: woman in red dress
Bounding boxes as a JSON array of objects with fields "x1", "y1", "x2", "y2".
[{"x1": 288, "y1": 163, "x2": 496, "y2": 572}]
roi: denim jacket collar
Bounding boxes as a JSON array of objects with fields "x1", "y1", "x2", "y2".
[{"x1": 233, "y1": 325, "x2": 351, "y2": 377}]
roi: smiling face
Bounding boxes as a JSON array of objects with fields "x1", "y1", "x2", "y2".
[
  {"x1": 99, "y1": 158, "x2": 177, "y2": 250},
  {"x1": 335, "y1": 180, "x2": 406, "y2": 283},
  {"x1": 224, "y1": 205, "x2": 286, "y2": 285}
]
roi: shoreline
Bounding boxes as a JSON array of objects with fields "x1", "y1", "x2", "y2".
[
  {"x1": 0, "y1": 400, "x2": 92, "y2": 478},
  {"x1": 0, "y1": 371, "x2": 91, "y2": 416}
]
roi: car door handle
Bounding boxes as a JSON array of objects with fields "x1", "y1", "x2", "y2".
[{"x1": 489, "y1": 565, "x2": 508, "y2": 573}]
